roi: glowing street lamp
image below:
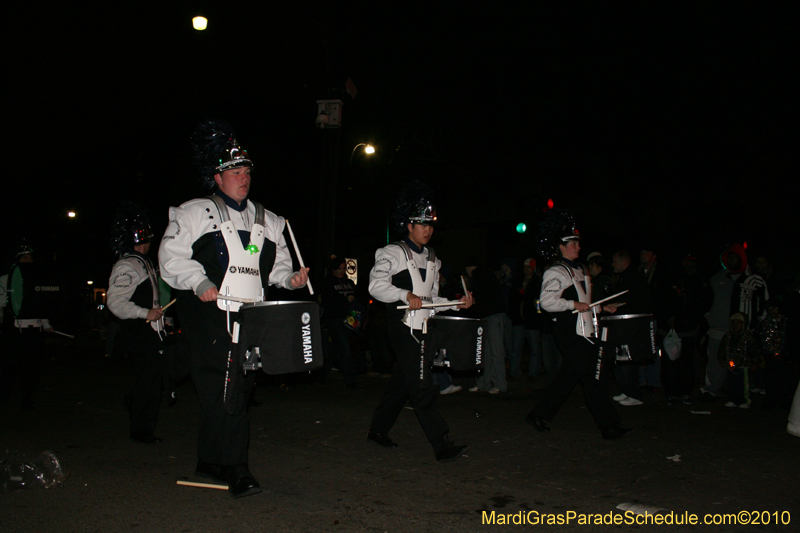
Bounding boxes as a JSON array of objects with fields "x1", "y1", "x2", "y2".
[
  {"x1": 192, "y1": 16, "x2": 208, "y2": 30},
  {"x1": 350, "y1": 143, "x2": 375, "y2": 166},
  {"x1": 67, "y1": 211, "x2": 76, "y2": 218}
]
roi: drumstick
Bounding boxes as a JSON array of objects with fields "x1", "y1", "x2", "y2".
[
  {"x1": 285, "y1": 220, "x2": 314, "y2": 295},
  {"x1": 571, "y1": 290, "x2": 629, "y2": 314},
  {"x1": 396, "y1": 301, "x2": 462, "y2": 310},
  {"x1": 146, "y1": 298, "x2": 177, "y2": 323},
  {"x1": 460, "y1": 275, "x2": 469, "y2": 298},
  {"x1": 51, "y1": 330, "x2": 75, "y2": 339},
  {"x1": 176, "y1": 480, "x2": 228, "y2": 490},
  {"x1": 215, "y1": 295, "x2": 258, "y2": 303}
]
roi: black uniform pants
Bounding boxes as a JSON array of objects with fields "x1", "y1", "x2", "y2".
[
  {"x1": 370, "y1": 324, "x2": 449, "y2": 452},
  {"x1": 180, "y1": 298, "x2": 251, "y2": 467},
  {"x1": 122, "y1": 327, "x2": 163, "y2": 437},
  {"x1": 532, "y1": 323, "x2": 620, "y2": 431}
]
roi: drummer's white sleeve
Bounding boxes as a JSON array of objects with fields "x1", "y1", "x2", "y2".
[
  {"x1": 369, "y1": 245, "x2": 409, "y2": 304},
  {"x1": 265, "y1": 213, "x2": 299, "y2": 290},
  {"x1": 540, "y1": 267, "x2": 574, "y2": 313},
  {"x1": 158, "y1": 204, "x2": 210, "y2": 293},
  {"x1": 107, "y1": 258, "x2": 150, "y2": 320}
]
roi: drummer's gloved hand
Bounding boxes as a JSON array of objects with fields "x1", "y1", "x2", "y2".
[
  {"x1": 573, "y1": 302, "x2": 590, "y2": 312},
  {"x1": 457, "y1": 291, "x2": 474, "y2": 309},
  {"x1": 146, "y1": 308, "x2": 164, "y2": 321},
  {"x1": 291, "y1": 267, "x2": 310, "y2": 288},
  {"x1": 406, "y1": 292, "x2": 423, "y2": 310},
  {"x1": 199, "y1": 286, "x2": 219, "y2": 302}
]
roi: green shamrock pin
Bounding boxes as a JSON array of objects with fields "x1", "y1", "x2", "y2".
[{"x1": 246, "y1": 244, "x2": 259, "y2": 255}]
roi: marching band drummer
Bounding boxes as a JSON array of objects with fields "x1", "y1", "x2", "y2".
[
  {"x1": 524, "y1": 210, "x2": 631, "y2": 440},
  {"x1": 158, "y1": 120, "x2": 308, "y2": 498},
  {"x1": 107, "y1": 204, "x2": 165, "y2": 444},
  {"x1": 366, "y1": 181, "x2": 474, "y2": 462}
]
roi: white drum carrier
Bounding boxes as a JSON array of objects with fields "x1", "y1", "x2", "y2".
[
  {"x1": 209, "y1": 195, "x2": 267, "y2": 312},
  {"x1": 553, "y1": 261, "x2": 595, "y2": 339},
  {"x1": 396, "y1": 241, "x2": 437, "y2": 331}
]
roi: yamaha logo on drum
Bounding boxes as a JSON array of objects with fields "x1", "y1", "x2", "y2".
[
  {"x1": 301, "y1": 312, "x2": 313, "y2": 364},
  {"x1": 475, "y1": 327, "x2": 483, "y2": 365}
]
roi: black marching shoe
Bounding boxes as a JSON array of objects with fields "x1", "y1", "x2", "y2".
[
  {"x1": 195, "y1": 461, "x2": 226, "y2": 484},
  {"x1": 601, "y1": 426, "x2": 633, "y2": 440},
  {"x1": 435, "y1": 443, "x2": 469, "y2": 463},
  {"x1": 222, "y1": 465, "x2": 261, "y2": 499},
  {"x1": 525, "y1": 413, "x2": 551, "y2": 433},
  {"x1": 367, "y1": 430, "x2": 398, "y2": 448}
]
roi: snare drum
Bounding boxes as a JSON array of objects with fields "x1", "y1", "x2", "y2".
[
  {"x1": 233, "y1": 301, "x2": 324, "y2": 375},
  {"x1": 598, "y1": 313, "x2": 658, "y2": 363},
  {"x1": 424, "y1": 316, "x2": 486, "y2": 371}
]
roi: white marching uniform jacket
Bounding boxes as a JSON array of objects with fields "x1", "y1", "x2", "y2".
[
  {"x1": 368, "y1": 242, "x2": 457, "y2": 329},
  {"x1": 158, "y1": 197, "x2": 298, "y2": 299},
  {"x1": 540, "y1": 261, "x2": 594, "y2": 338},
  {"x1": 107, "y1": 254, "x2": 164, "y2": 334}
]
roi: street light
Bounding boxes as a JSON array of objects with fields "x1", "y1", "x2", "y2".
[
  {"x1": 192, "y1": 16, "x2": 208, "y2": 30},
  {"x1": 349, "y1": 143, "x2": 375, "y2": 166}
]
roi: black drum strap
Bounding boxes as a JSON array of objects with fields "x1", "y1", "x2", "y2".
[
  {"x1": 394, "y1": 241, "x2": 435, "y2": 264},
  {"x1": 208, "y1": 195, "x2": 265, "y2": 227}
]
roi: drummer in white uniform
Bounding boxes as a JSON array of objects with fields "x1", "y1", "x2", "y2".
[
  {"x1": 366, "y1": 180, "x2": 474, "y2": 462},
  {"x1": 158, "y1": 120, "x2": 308, "y2": 498}
]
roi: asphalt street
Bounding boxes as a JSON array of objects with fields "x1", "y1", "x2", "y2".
[{"x1": 1, "y1": 340, "x2": 798, "y2": 532}]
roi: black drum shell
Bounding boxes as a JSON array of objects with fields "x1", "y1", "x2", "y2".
[
  {"x1": 424, "y1": 315, "x2": 486, "y2": 371},
  {"x1": 599, "y1": 314, "x2": 658, "y2": 363},
  {"x1": 234, "y1": 301, "x2": 324, "y2": 375}
]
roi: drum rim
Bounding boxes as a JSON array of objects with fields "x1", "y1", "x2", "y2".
[
  {"x1": 599, "y1": 313, "x2": 653, "y2": 321},
  {"x1": 240, "y1": 301, "x2": 314, "y2": 309},
  {"x1": 428, "y1": 315, "x2": 482, "y2": 322}
]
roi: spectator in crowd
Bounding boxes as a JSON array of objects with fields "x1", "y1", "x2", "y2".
[
  {"x1": 609, "y1": 250, "x2": 652, "y2": 406},
  {"x1": 702, "y1": 244, "x2": 768, "y2": 400},
  {"x1": 718, "y1": 312, "x2": 761, "y2": 408},
  {"x1": 662, "y1": 254, "x2": 709, "y2": 405}
]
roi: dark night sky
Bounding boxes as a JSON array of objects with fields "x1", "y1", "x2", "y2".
[{"x1": 4, "y1": 2, "x2": 794, "y2": 291}]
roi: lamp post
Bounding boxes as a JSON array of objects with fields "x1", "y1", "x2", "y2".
[{"x1": 349, "y1": 143, "x2": 375, "y2": 168}]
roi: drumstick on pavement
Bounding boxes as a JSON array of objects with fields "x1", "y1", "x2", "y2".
[
  {"x1": 285, "y1": 220, "x2": 314, "y2": 295},
  {"x1": 146, "y1": 298, "x2": 176, "y2": 323},
  {"x1": 176, "y1": 480, "x2": 228, "y2": 490}
]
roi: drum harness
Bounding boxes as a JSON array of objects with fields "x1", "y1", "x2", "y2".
[
  {"x1": 551, "y1": 261, "x2": 596, "y2": 343},
  {"x1": 123, "y1": 253, "x2": 166, "y2": 341},
  {"x1": 395, "y1": 241, "x2": 437, "y2": 344},
  {"x1": 208, "y1": 195, "x2": 267, "y2": 337}
]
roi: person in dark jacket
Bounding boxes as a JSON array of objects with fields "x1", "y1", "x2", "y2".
[
  {"x1": 608, "y1": 250, "x2": 653, "y2": 406},
  {"x1": 320, "y1": 255, "x2": 360, "y2": 388}
]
